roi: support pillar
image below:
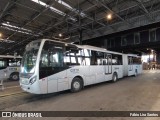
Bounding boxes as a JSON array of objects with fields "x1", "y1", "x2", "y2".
[{"x1": 79, "y1": 29, "x2": 82, "y2": 45}]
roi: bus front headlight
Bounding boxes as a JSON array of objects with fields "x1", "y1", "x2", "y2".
[{"x1": 29, "y1": 76, "x2": 37, "y2": 85}]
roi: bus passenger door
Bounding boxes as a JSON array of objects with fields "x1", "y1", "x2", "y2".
[
  {"x1": 108, "y1": 54, "x2": 112, "y2": 74},
  {"x1": 104, "y1": 54, "x2": 112, "y2": 81},
  {"x1": 128, "y1": 56, "x2": 133, "y2": 76}
]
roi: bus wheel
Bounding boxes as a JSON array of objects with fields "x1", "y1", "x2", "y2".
[
  {"x1": 10, "y1": 73, "x2": 19, "y2": 81},
  {"x1": 112, "y1": 73, "x2": 118, "y2": 82},
  {"x1": 71, "y1": 77, "x2": 83, "y2": 92},
  {"x1": 134, "y1": 70, "x2": 138, "y2": 77}
]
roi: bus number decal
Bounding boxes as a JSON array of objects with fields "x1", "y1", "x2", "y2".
[
  {"x1": 70, "y1": 69, "x2": 79, "y2": 73},
  {"x1": 9, "y1": 68, "x2": 18, "y2": 71}
]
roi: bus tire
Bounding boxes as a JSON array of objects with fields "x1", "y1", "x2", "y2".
[
  {"x1": 112, "y1": 72, "x2": 118, "y2": 82},
  {"x1": 71, "y1": 77, "x2": 83, "y2": 92},
  {"x1": 10, "y1": 72, "x2": 19, "y2": 81},
  {"x1": 134, "y1": 69, "x2": 138, "y2": 77}
]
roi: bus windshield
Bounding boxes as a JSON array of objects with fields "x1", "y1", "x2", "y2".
[{"x1": 21, "y1": 49, "x2": 38, "y2": 74}]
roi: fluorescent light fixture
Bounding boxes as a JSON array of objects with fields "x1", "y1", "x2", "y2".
[
  {"x1": 2, "y1": 23, "x2": 32, "y2": 33},
  {"x1": 56, "y1": 0, "x2": 86, "y2": 17},
  {"x1": 1, "y1": 26, "x2": 31, "y2": 35},
  {"x1": 1, "y1": 22, "x2": 41, "y2": 36},
  {"x1": 1, "y1": 25, "x2": 38, "y2": 36},
  {"x1": 31, "y1": 0, "x2": 77, "y2": 21}
]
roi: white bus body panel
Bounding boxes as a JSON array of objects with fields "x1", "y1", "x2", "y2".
[
  {"x1": 47, "y1": 70, "x2": 68, "y2": 93},
  {"x1": 112, "y1": 65, "x2": 123, "y2": 79},
  {"x1": 94, "y1": 66, "x2": 104, "y2": 83},
  {"x1": 0, "y1": 69, "x2": 6, "y2": 79},
  {"x1": 123, "y1": 54, "x2": 142, "y2": 76},
  {"x1": 39, "y1": 64, "x2": 124, "y2": 94}
]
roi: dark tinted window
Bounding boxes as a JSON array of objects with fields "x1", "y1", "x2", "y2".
[
  {"x1": 133, "y1": 57, "x2": 142, "y2": 64},
  {"x1": 128, "y1": 56, "x2": 141, "y2": 65},
  {"x1": 40, "y1": 43, "x2": 64, "y2": 67},
  {"x1": 39, "y1": 41, "x2": 67, "y2": 79}
]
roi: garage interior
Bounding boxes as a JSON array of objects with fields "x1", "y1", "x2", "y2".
[{"x1": 0, "y1": 0, "x2": 160, "y2": 119}]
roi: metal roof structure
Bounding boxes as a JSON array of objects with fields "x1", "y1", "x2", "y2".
[{"x1": 0, "y1": 0, "x2": 160, "y2": 55}]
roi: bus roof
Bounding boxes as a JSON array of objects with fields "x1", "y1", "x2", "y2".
[
  {"x1": 0, "y1": 55, "x2": 22, "y2": 58},
  {"x1": 126, "y1": 54, "x2": 140, "y2": 57},
  {"x1": 41, "y1": 39, "x2": 123, "y2": 55}
]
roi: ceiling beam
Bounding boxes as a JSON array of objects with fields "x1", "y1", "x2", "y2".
[
  {"x1": 135, "y1": 0, "x2": 154, "y2": 21},
  {"x1": 0, "y1": 1, "x2": 11, "y2": 20},
  {"x1": 96, "y1": 0, "x2": 132, "y2": 27}
]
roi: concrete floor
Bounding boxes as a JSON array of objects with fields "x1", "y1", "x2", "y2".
[{"x1": 1, "y1": 70, "x2": 160, "y2": 120}]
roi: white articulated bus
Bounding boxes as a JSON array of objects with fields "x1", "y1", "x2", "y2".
[
  {"x1": 0, "y1": 55, "x2": 22, "y2": 80},
  {"x1": 20, "y1": 39, "x2": 142, "y2": 94}
]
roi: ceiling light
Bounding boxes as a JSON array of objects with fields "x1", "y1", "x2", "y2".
[
  {"x1": 107, "y1": 14, "x2": 112, "y2": 20},
  {"x1": 59, "y1": 33, "x2": 62, "y2": 37},
  {"x1": 0, "y1": 33, "x2": 2, "y2": 38}
]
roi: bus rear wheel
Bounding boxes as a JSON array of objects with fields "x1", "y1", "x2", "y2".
[
  {"x1": 10, "y1": 72, "x2": 19, "y2": 81},
  {"x1": 71, "y1": 77, "x2": 83, "y2": 92},
  {"x1": 112, "y1": 73, "x2": 118, "y2": 82}
]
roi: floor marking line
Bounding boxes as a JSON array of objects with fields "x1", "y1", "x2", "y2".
[
  {"x1": 5, "y1": 86, "x2": 20, "y2": 89},
  {"x1": 0, "y1": 91, "x2": 24, "y2": 98}
]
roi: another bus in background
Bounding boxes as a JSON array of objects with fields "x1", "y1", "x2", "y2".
[{"x1": 0, "y1": 55, "x2": 22, "y2": 80}]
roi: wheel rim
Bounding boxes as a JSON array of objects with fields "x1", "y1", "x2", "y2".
[
  {"x1": 73, "y1": 81, "x2": 80, "y2": 90},
  {"x1": 114, "y1": 75, "x2": 117, "y2": 81},
  {"x1": 12, "y1": 75, "x2": 18, "y2": 80}
]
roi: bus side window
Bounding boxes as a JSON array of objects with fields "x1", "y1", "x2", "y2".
[
  {"x1": 91, "y1": 51, "x2": 96, "y2": 65},
  {"x1": 84, "y1": 49, "x2": 91, "y2": 65},
  {"x1": 112, "y1": 54, "x2": 123, "y2": 65},
  {"x1": 76, "y1": 49, "x2": 83, "y2": 65},
  {"x1": 128, "y1": 56, "x2": 133, "y2": 65},
  {"x1": 0, "y1": 59, "x2": 7, "y2": 69},
  {"x1": 48, "y1": 47, "x2": 64, "y2": 67},
  {"x1": 96, "y1": 52, "x2": 104, "y2": 65},
  {"x1": 64, "y1": 46, "x2": 79, "y2": 66},
  {"x1": 64, "y1": 51, "x2": 70, "y2": 66}
]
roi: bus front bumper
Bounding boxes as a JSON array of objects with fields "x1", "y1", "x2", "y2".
[{"x1": 20, "y1": 83, "x2": 41, "y2": 94}]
